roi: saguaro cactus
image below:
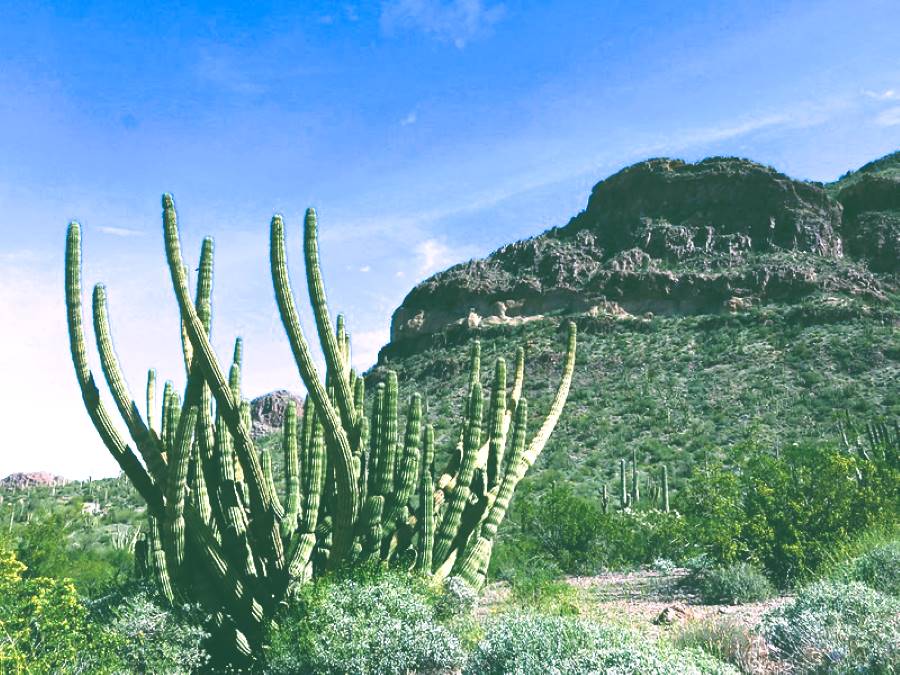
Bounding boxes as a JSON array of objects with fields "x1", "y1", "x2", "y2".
[{"x1": 65, "y1": 196, "x2": 576, "y2": 659}]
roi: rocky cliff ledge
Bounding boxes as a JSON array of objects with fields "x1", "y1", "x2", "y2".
[{"x1": 390, "y1": 156, "x2": 895, "y2": 343}]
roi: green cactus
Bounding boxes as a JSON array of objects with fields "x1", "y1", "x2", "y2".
[
  {"x1": 631, "y1": 447, "x2": 639, "y2": 504},
  {"x1": 64, "y1": 197, "x2": 577, "y2": 662}
]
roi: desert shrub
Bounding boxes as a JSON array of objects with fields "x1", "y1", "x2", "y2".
[
  {"x1": 492, "y1": 482, "x2": 690, "y2": 579},
  {"x1": 692, "y1": 563, "x2": 774, "y2": 605},
  {"x1": 0, "y1": 546, "x2": 121, "y2": 673},
  {"x1": 762, "y1": 580, "x2": 900, "y2": 673},
  {"x1": 103, "y1": 591, "x2": 209, "y2": 673},
  {"x1": 740, "y1": 443, "x2": 897, "y2": 586},
  {"x1": 265, "y1": 572, "x2": 466, "y2": 674},
  {"x1": 675, "y1": 618, "x2": 769, "y2": 674},
  {"x1": 465, "y1": 613, "x2": 738, "y2": 675},
  {"x1": 651, "y1": 557, "x2": 677, "y2": 574},
  {"x1": 505, "y1": 559, "x2": 580, "y2": 616},
  {"x1": 12, "y1": 506, "x2": 134, "y2": 597},
  {"x1": 848, "y1": 541, "x2": 900, "y2": 596},
  {"x1": 678, "y1": 464, "x2": 746, "y2": 565},
  {"x1": 515, "y1": 482, "x2": 606, "y2": 573},
  {"x1": 677, "y1": 441, "x2": 899, "y2": 587}
]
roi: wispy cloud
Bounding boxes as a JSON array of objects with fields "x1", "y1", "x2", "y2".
[
  {"x1": 415, "y1": 238, "x2": 462, "y2": 276},
  {"x1": 97, "y1": 225, "x2": 144, "y2": 237},
  {"x1": 863, "y1": 88, "x2": 899, "y2": 101},
  {"x1": 400, "y1": 110, "x2": 418, "y2": 126},
  {"x1": 349, "y1": 328, "x2": 390, "y2": 371},
  {"x1": 381, "y1": 0, "x2": 506, "y2": 48},
  {"x1": 875, "y1": 106, "x2": 900, "y2": 127}
]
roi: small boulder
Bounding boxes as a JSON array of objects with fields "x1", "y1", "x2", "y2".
[{"x1": 654, "y1": 604, "x2": 694, "y2": 625}]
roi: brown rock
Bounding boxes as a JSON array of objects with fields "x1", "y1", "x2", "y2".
[
  {"x1": 654, "y1": 604, "x2": 694, "y2": 625},
  {"x1": 249, "y1": 390, "x2": 303, "y2": 438}
]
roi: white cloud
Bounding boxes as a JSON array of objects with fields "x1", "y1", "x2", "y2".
[
  {"x1": 875, "y1": 105, "x2": 900, "y2": 127},
  {"x1": 863, "y1": 89, "x2": 899, "y2": 101},
  {"x1": 415, "y1": 238, "x2": 458, "y2": 277},
  {"x1": 401, "y1": 110, "x2": 418, "y2": 126},
  {"x1": 359, "y1": 265, "x2": 371, "y2": 272},
  {"x1": 381, "y1": 0, "x2": 506, "y2": 48},
  {"x1": 97, "y1": 225, "x2": 144, "y2": 237},
  {"x1": 349, "y1": 328, "x2": 390, "y2": 371}
]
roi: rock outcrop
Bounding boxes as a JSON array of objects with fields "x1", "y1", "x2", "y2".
[
  {"x1": 391, "y1": 156, "x2": 890, "y2": 343},
  {"x1": 0, "y1": 472, "x2": 69, "y2": 489},
  {"x1": 830, "y1": 151, "x2": 900, "y2": 274},
  {"x1": 249, "y1": 390, "x2": 303, "y2": 438}
]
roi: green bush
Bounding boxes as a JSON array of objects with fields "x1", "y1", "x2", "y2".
[
  {"x1": 0, "y1": 547, "x2": 120, "y2": 673},
  {"x1": 493, "y1": 481, "x2": 690, "y2": 578},
  {"x1": 505, "y1": 559, "x2": 580, "y2": 616},
  {"x1": 692, "y1": 562, "x2": 774, "y2": 605},
  {"x1": 514, "y1": 483, "x2": 606, "y2": 574},
  {"x1": 678, "y1": 441, "x2": 899, "y2": 587},
  {"x1": 849, "y1": 541, "x2": 900, "y2": 597},
  {"x1": 464, "y1": 613, "x2": 738, "y2": 675},
  {"x1": 675, "y1": 618, "x2": 768, "y2": 674},
  {"x1": 740, "y1": 443, "x2": 897, "y2": 586},
  {"x1": 103, "y1": 591, "x2": 209, "y2": 673},
  {"x1": 762, "y1": 580, "x2": 900, "y2": 674},
  {"x1": 266, "y1": 572, "x2": 466, "y2": 675}
]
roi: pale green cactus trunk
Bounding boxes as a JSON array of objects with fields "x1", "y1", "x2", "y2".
[{"x1": 64, "y1": 196, "x2": 577, "y2": 661}]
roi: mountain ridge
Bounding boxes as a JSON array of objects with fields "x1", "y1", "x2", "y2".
[{"x1": 389, "y1": 154, "x2": 897, "y2": 346}]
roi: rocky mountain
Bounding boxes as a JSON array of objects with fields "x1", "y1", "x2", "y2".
[
  {"x1": 828, "y1": 151, "x2": 900, "y2": 273},
  {"x1": 1, "y1": 472, "x2": 69, "y2": 489},
  {"x1": 368, "y1": 152, "x2": 899, "y2": 492},
  {"x1": 390, "y1": 156, "x2": 896, "y2": 344}
]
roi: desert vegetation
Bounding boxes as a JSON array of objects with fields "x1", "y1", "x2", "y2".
[{"x1": 2, "y1": 151, "x2": 898, "y2": 673}]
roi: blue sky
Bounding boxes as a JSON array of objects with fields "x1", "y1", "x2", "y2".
[{"x1": 1, "y1": 0, "x2": 898, "y2": 478}]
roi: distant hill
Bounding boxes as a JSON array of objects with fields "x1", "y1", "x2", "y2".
[
  {"x1": 373, "y1": 154, "x2": 898, "y2": 492},
  {"x1": 0, "y1": 472, "x2": 69, "y2": 489}
]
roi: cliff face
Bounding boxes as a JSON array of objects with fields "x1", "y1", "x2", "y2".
[
  {"x1": 830, "y1": 151, "x2": 900, "y2": 274},
  {"x1": 390, "y1": 155, "x2": 895, "y2": 344}
]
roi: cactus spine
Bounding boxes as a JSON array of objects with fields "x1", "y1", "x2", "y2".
[{"x1": 65, "y1": 197, "x2": 577, "y2": 662}]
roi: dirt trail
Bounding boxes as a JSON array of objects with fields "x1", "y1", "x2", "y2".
[{"x1": 481, "y1": 568, "x2": 791, "y2": 638}]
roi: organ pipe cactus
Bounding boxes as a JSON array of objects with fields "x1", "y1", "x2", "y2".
[{"x1": 65, "y1": 196, "x2": 577, "y2": 660}]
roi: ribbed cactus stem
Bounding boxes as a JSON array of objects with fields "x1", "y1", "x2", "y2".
[
  {"x1": 165, "y1": 404, "x2": 198, "y2": 570},
  {"x1": 469, "y1": 339, "x2": 481, "y2": 390},
  {"x1": 260, "y1": 446, "x2": 281, "y2": 515},
  {"x1": 631, "y1": 447, "x2": 639, "y2": 504},
  {"x1": 270, "y1": 213, "x2": 359, "y2": 555},
  {"x1": 361, "y1": 496, "x2": 384, "y2": 561},
  {"x1": 282, "y1": 401, "x2": 300, "y2": 540},
  {"x1": 620, "y1": 458, "x2": 628, "y2": 509},
  {"x1": 385, "y1": 394, "x2": 422, "y2": 527},
  {"x1": 416, "y1": 424, "x2": 435, "y2": 572},
  {"x1": 433, "y1": 382, "x2": 483, "y2": 566},
  {"x1": 486, "y1": 358, "x2": 507, "y2": 489},
  {"x1": 375, "y1": 371, "x2": 399, "y2": 496},
  {"x1": 481, "y1": 398, "x2": 527, "y2": 541}
]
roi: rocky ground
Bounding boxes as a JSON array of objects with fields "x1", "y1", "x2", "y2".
[{"x1": 480, "y1": 569, "x2": 794, "y2": 674}]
